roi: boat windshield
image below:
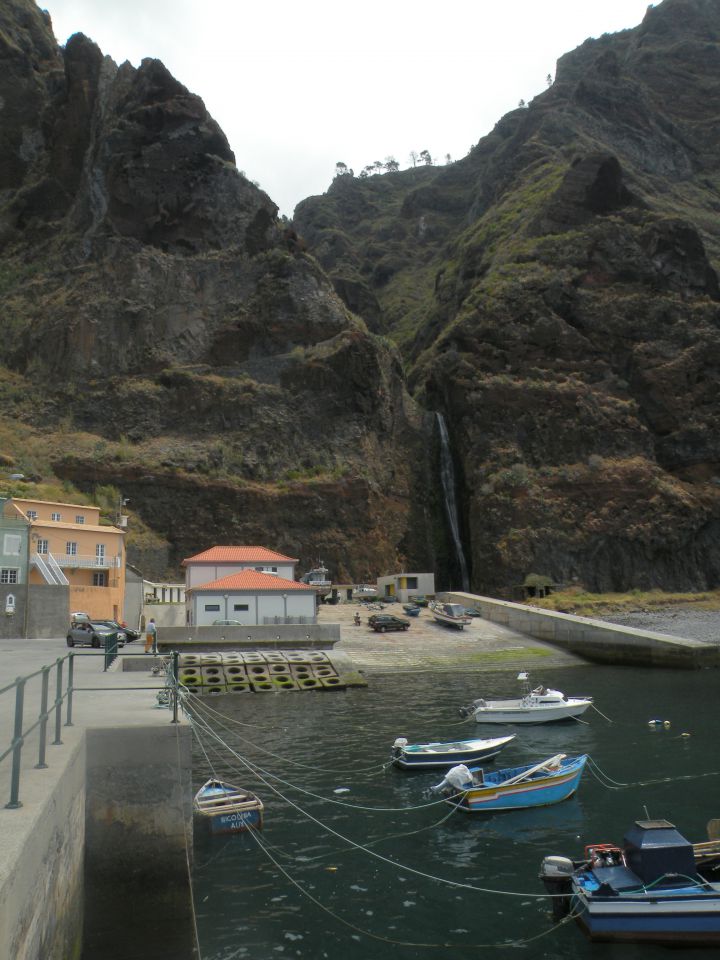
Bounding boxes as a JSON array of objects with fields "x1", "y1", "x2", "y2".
[{"x1": 444, "y1": 604, "x2": 466, "y2": 617}]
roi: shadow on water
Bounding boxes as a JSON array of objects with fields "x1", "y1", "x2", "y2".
[{"x1": 189, "y1": 665, "x2": 720, "y2": 960}]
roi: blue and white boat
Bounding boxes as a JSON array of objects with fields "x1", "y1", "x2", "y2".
[
  {"x1": 391, "y1": 734, "x2": 515, "y2": 769},
  {"x1": 539, "y1": 819, "x2": 720, "y2": 945},
  {"x1": 402, "y1": 604, "x2": 421, "y2": 617},
  {"x1": 431, "y1": 753, "x2": 587, "y2": 812},
  {"x1": 194, "y1": 779, "x2": 264, "y2": 835}
]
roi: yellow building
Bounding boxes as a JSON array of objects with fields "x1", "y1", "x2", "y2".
[{"x1": 4, "y1": 497, "x2": 126, "y2": 620}]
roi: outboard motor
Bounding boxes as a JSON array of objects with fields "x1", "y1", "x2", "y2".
[
  {"x1": 391, "y1": 737, "x2": 408, "y2": 760},
  {"x1": 458, "y1": 698, "x2": 485, "y2": 718},
  {"x1": 539, "y1": 856, "x2": 574, "y2": 921},
  {"x1": 430, "y1": 764, "x2": 473, "y2": 794}
]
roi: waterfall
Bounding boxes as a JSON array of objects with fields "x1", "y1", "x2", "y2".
[{"x1": 436, "y1": 412, "x2": 470, "y2": 591}]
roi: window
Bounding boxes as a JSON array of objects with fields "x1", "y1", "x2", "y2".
[
  {"x1": 26, "y1": 510, "x2": 37, "y2": 520},
  {"x1": 96, "y1": 544, "x2": 106, "y2": 564},
  {"x1": 51, "y1": 512, "x2": 61, "y2": 522},
  {"x1": 406, "y1": 577, "x2": 418, "y2": 589},
  {"x1": 204, "y1": 604, "x2": 221, "y2": 612},
  {"x1": 75, "y1": 515, "x2": 85, "y2": 524},
  {"x1": 92, "y1": 572, "x2": 107, "y2": 586},
  {"x1": 66, "y1": 542, "x2": 78, "y2": 556},
  {"x1": 233, "y1": 603, "x2": 249, "y2": 612},
  {"x1": 1, "y1": 569, "x2": 18, "y2": 584},
  {"x1": 3, "y1": 534, "x2": 21, "y2": 556},
  {"x1": 36, "y1": 539, "x2": 48, "y2": 554}
]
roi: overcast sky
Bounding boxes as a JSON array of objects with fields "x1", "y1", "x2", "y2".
[{"x1": 42, "y1": 0, "x2": 655, "y2": 216}]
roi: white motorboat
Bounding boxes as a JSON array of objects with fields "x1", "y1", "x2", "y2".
[
  {"x1": 429, "y1": 601, "x2": 472, "y2": 629},
  {"x1": 459, "y1": 672, "x2": 592, "y2": 724}
]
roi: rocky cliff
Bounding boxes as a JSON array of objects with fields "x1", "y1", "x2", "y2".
[
  {"x1": 0, "y1": 0, "x2": 436, "y2": 581},
  {"x1": 2, "y1": 0, "x2": 720, "y2": 594},
  {"x1": 295, "y1": 0, "x2": 720, "y2": 593}
]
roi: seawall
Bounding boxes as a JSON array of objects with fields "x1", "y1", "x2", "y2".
[
  {"x1": 448, "y1": 593, "x2": 720, "y2": 669},
  {"x1": 0, "y1": 644, "x2": 195, "y2": 960}
]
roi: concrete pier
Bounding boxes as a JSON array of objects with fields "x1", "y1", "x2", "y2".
[
  {"x1": 447, "y1": 593, "x2": 720, "y2": 669},
  {"x1": 0, "y1": 640, "x2": 194, "y2": 960}
]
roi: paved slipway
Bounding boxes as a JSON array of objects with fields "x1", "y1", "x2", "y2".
[{"x1": 322, "y1": 602, "x2": 584, "y2": 674}]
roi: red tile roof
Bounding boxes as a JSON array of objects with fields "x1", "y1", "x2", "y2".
[
  {"x1": 188, "y1": 571, "x2": 310, "y2": 593},
  {"x1": 182, "y1": 545, "x2": 299, "y2": 565}
]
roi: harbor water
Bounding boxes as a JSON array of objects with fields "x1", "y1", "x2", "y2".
[{"x1": 190, "y1": 664, "x2": 720, "y2": 959}]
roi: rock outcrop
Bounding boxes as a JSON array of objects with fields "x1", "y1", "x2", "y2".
[
  {"x1": 0, "y1": 0, "x2": 436, "y2": 580},
  {"x1": 2, "y1": 0, "x2": 720, "y2": 593},
  {"x1": 296, "y1": 0, "x2": 720, "y2": 593}
]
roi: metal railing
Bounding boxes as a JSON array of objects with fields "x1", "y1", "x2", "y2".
[
  {"x1": 0, "y1": 655, "x2": 74, "y2": 809},
  {"x1": 31, "y1": 551, "x2": 122, "y2": 572},
  {"x1": 0, "y1": 650, "x2": 180, "y2": 809}
]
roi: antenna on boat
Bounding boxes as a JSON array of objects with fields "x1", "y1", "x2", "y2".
[{"x1": 643, "y1": 804, "x2": 651, "y2": 820}]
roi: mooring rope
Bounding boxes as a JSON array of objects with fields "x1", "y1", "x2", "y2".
[
  {"x1": 241, "y1": 818, "x2": 581, "y2": 950},
  {"x1": 589, "y1": 702, "x2": 614, "y2": 723},
  {"x1": 174, "y1": 719, "x2": 203, "y2": 960},
  {"x1": 586, "y1": 755, "x2": 720, "y2": 790},
  {"x1": 185, "y1": 703, "x2": 451, "y2": 813},
  {"x1": 182, "y1": 690, "x2": 393, "y2": 776},
  {"x1": 187, "y1": 708, "x2": 570, "y2": 900}
]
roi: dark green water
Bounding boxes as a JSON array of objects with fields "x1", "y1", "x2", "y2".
[{"x1": 189, "y1": 665, "x2": 720, "y2": 959}]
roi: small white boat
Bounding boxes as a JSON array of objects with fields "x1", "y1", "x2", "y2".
[
  {"x1": 391, "y1": 734, "x2": 515, "y2": 769},
  {"x1": 459, "y1": 672, "x2": 592, "y2": 724},
  {"x1": 194, "y1": 779, "x2": 264, "y2": 835},
  {"x1": 429, "y1": 601, "x2": 472, "y2": 629}
]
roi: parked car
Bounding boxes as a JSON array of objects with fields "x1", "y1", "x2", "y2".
[
  {"x1": 463, "y1": 607, "x2": 482, "y2": 618},
  {"x1": 212, "y1": 619, "x2": 244, "y2": 626},
  {"x1": 66, "y1": 621, "x2": 122, "y2": 648},
  {"x1": 368, "y1": 614, "x2": 410, "y2": 632},
  {"x1": 94, "y1": 619, "x2": 140, "y2": 643}
]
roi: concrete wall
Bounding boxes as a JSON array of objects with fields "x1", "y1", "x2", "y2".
[
  {"x1": 27, "y1": 585, "x2": 69, "y2": 638},
  {"x1": 0, "y1": 741, "x2": 85, "y2": 960},
  {"x1": 448, "y1": 593, "x2": 720, "y2": 669},
  {"x1": 123, "y1": 566, "x2": 144, "y2": 630},
  {"x1": 0, "y1": 584, "x2": 69, "y2": 639},
  {"x1": 145, "y1": 602, "x2": 186, "y2": 629},
  {"x1": 83, "y1": 725, "x2": 195, "y2": 960},
  {"x1": 159, "y1": 622, "x2": 341, "y2": 652}
]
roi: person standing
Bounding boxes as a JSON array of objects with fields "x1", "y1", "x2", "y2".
[{"x1": 145, "y1": 618, "x2": 157, "y2": 654}]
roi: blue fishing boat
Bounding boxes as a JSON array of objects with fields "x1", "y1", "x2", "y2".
[
  {"x1": 431, "y1": 753, "x2": 586, "y2": 812},
  {"x1": 194, "y1": 779, "x2": 264, "y2": 835},
  {"x1": 539, "y1": 819, "x2": 720, "y2": 945},
  {"x1": 391, "y1": 734, "x2": 515, "y2": 769},
  {"x1": 402, "y1": 604, "x2": 421, "y2": 617}
]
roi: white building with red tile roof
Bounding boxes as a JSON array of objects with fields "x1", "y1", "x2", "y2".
[
  {"x1": 182, "y1": 545, "x2": 299, "y2": 589},
  {"x1": 186, "y1": 569, "x2": 316, "y2": 627}
]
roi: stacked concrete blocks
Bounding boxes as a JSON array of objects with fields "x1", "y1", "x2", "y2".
[{"x1": 178, "y1": 650, "x2": 343, "y2": 694}]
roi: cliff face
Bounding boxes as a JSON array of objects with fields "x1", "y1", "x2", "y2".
[
  {"x1": 295, "y1": 0, "x2": 720, "y2": 593},
  {"x1": 0, "y1": 0, "x2": 436, "y2": 581},
  {"x1": 3, "y1": 0, "x2": 720, "y2": 594}
]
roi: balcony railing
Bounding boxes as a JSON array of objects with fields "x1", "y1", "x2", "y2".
[
  {"x1": 58, "y1": 554, "x2": 122, "y2": 569},
  {"x1": 32, "y1": 552, "x2": 122, "y2": 572}
]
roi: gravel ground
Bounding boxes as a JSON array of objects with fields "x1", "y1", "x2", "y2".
[
  {"x1": 319, "y1": 600, "x2": 585, "y2": 673},
  {"x1": 599, "y1": 608, "x2": 720, "y2": 644}
]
